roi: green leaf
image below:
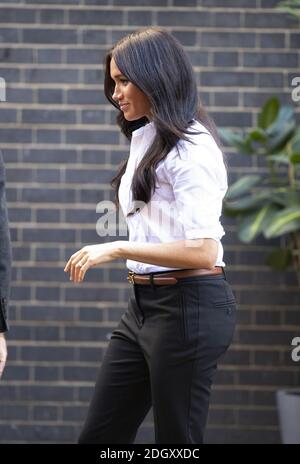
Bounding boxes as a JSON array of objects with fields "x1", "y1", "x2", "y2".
[
  {"x1": 290, "y1": 152, "x2": 300, "y2": 164},
  {"x1": 269, "y1": 121, "x2": 296, "y2": 153},
  {"x1": 265, "y1": 106, "x2": 296, "y2": 153},
  {"x1": 276, "y1": 1, "x2": 300, "y2": 19},
  {"x1": 264, "y1": 207, "x2": 300, "y2": 238},
  {"x1": 265, "y1": 248, "x2": 293, "y2": 271},
  {"x1": 258, "y1": 97, "x2": 280, "y2": 130},
  {"x1": 218, "y1": 128, "x2": 244, "y2": 148},
  {"x1": 278, "y1": 0, "x2": 300, "y2": 5},
  {"x1": 289, "y1": 129, "x2": 300, "y2": 153},
  {"x1": 248, "y1": 129, "x2": 267, "y2": 143},
  {"x1": 268, "y1": 153, "x2": 290, "y2": 164},
  {"x1": 278, "y1": 0, "x2": 300, "y2": 6},
  {"x1": 271, "y1": 189, "x2": 300, "y2": 207},
  {"x1": 268, "y1": 105, "x2": 294, "y2": 131},
  {"x1": 224, "y1": 190, "x2": 273, "y2": 216},
  {"x1": 219, "y1": 128, "x2": 254, "y2": 154},
  {"x1": 239, "y1": 137, "x2": 256, "y2": 154},
  {"x1": 278, "y1": 7, "x2": 300, "y2": 19},
  {"x1": 225, "y1": 175, "x2": 262, "y2": 200},
  {"x1": 237, "y1": 204, "x2": 279, "y2": 243}
]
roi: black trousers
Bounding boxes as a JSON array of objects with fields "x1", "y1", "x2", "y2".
[{"x1": 78, "y1": 270, "x2": 236, "y2": 444}]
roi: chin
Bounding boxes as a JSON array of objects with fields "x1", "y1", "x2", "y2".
[
  {"x1": 123, "y1": 113, "x2": 144, "y2": 122},
  {"x1": 124, "y1": 116, "x2": 136, "y2": 121}
]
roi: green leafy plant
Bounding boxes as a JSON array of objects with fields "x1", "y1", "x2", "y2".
[
  {"x1": 219, "y1": 96, "x2": 300, "y2": 281},
  {"x1": 277, "y1": 0, "x2": 300, "y2": 20}
]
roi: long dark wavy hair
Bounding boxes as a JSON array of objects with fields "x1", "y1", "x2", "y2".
[{"x1": 104, "y1": 27, "x2": 220, "y2": 215}]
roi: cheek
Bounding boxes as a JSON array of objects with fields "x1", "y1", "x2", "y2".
[
  {"x1": 139, "y1": 95, "x2": 151, "y2": 112},
  {"x1": 133, "y1": 88, "x2": 149, "y2": 108}
]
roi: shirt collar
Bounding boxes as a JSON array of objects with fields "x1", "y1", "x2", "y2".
[{"x1": 131, "y1": 120, "x2": 155, "y2": 139}]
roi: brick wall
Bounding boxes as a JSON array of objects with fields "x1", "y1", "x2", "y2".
[{"x1": 0, "y1": 0, "x2": 300, "y2": 444}]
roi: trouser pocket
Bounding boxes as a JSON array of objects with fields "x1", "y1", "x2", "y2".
[
  {"x1": 178, "y1": 284, "x2": 201, "y2": 346},
  {"x1": 178, "y1": 278, "x2": 237, "y2": 349}
]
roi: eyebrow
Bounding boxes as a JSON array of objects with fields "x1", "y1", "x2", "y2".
[{"x1": 111, "y1": 73, "x2": 126, "y2": 80}]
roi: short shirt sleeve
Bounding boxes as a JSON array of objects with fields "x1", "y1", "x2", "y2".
[{"x1": 163, "y1": 131, "x2": 228, "y2": 242}]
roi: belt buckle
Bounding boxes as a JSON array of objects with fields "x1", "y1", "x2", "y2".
[{"x1": 127, "y1": 271, "x2": 135, "y2": 284}]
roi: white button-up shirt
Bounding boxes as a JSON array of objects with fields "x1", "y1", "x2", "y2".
[{"x1": 118, "y1": 119, "x2": 228, "y2": 273}]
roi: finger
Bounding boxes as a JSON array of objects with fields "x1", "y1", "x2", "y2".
[
  {"x1": 78, "y1": 260, "x2": 90, "y2": 283},
  {"x1": 68, "y1": 253, "x2": 84, "y2": 281},
  {"x1": 74, "y1": 261, "x2": 82, "y2": 283},
  {"x1": 65, "y1": 252, "x2": 81, "y2": 274},
  {"x1": 64, "y1": 255, "x2": 76, "y2": 273},
  {"x1": 72, "y1": 254, "x2": 87, "y2": 282},
  {"x1": 76, "y1": 257, "x2": 91, "y2": 282},
  {"x1": 64, "y1": 250, "x2": 81, "y2": 272},
  {"x1": 70, "y1": 257, "x2": 83, "y2": 282}
]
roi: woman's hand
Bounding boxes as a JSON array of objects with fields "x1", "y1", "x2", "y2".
[{"x1": 64, "y1": 241, "x2": 122, "y2": 283}]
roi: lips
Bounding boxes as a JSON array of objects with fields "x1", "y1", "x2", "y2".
[{"x1": 119, "y1": 103, "x2": 129, "y2": 111}]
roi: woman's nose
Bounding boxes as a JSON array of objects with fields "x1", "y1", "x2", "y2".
[{"x1": 112, "y1": 86, "x2": 122, "y2": 102}]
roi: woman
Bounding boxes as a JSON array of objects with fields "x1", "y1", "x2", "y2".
[{"x1": 64, "y1": 27, "x2": 237, "y2": 444}]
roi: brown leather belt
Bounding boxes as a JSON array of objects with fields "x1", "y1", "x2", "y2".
[{"x1": 127, "y1": 267, "x2": 223, "y2": 286}]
